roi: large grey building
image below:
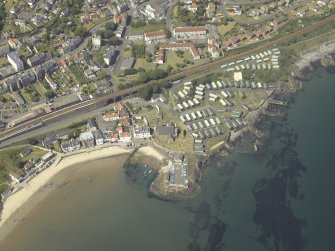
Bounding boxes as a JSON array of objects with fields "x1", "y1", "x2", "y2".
[{"x1": 7, "y1": 52, "x2": 24, "y2": 71}]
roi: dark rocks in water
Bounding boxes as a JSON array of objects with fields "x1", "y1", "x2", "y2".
[
  {"x1": 194, "y1": 202, "x2": 211, "y2": 231},
  {"x1": 188, "y1": 241, "x2": 201, "y2": 251},
  {"x1": 205, "y1": 220, "x2": 226, "y2": 251},
  {"x1": 252, "y1": 126, "x2": 307, "y2": 251}
]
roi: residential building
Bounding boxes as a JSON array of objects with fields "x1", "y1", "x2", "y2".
[
  {"x1": 79, "y1": 131, "x2": 95, "y2": 147},
  {"x1": 84, "y1": 69, "x2": 95, "y2": 79},
  {"x1": 18, "y1": 71, "x2": 36, "y2": 88},
  {"x1": 119, "y1": 131, "x2": 131, "y2": 142},
  {"x1": 116, "y1": 25, "x2": 125, "y2": 38},
  {"x1": 207, "y1": 36, "x2": 220, "y2": 58},
  {"x1": 7, "y1": 38, "x2": 22, "y2": 49},
  {"x1": 93, "y1": 130, "x2": 104, "y2": 145},
  {"x1": 128, "y1": 33, "x2": 144, "y2": 41},
  {"x1": 156, "y1": 123, "x2": 176, "y2": 141},
  {"x1": 10, "y1": 5, "x2": 18, "y2": 14},
  {"x1": 33, "y1": 60, "x2": 58, "y2": 81},
  {"x1": 31, "y1": 15, "x2": 43, "y2": 25},
  {"x1": 173, "y1": 26, "x2": 207, "y2": 39},
  {"x1": 188, "y1": 3, "x2": 198, "y2": 13},
  {"x1": 133, "y1": 125, "x2": 151, "y2": 139},
  {"x1": 144, "y1": 30, "x2": 166, "y2": 44},
  {"x1": 9, "y1": 172, "x2": 22, "y2": 183},
  {"x1": 4, "y1": 77, "x2": 19, "y2": 92},
  {"x1": 27, "y1": 53, "x2": 47, "y2": 67},
  {"x1": 45, "y1": 72, "x2": 57, "y2": 90},
  {"x1": 103, "y1": 112, "x2": 119, "y2": 121},
  {"x1": 87, "y1": 118, "x2": 98, "y2": 131},
  {"x1": 158, "y1": 42, "x2": 200, "y2": 64},
  {"x1": 42, "y1": 133, "x2": 58, "y2": 148},
  {"x1": 106, "y1": 132, "x2": 119, "y2": 142},
  {"x1": 206, "y1": 2, "x2": 216, "y2": 18},
  {"x1": 0, "y1": 84, "x2": 7, "y2": 94},
  {"x1": 103, "y1": 46, "x2": 116, "y2": 66},
  {"x1": 140, "y1": 2, "x2": 168, "y2": 21},
  {"x1": 7, "y1": 52, "x2": 24, "y2": 71},
  {"x1": 151, "y1": 94, "x2": 166, "y2": 103},
  {"x1": 11, "y1": 92, "x2": 25, "y2": 106},
  {"x1": 60, "y1": 37, "x2": 83, "y2": 54},
  {"x1": 92, "y1": 35, "x2": 101, "y2": 51},
  {"x1": 20, "y1": 149, "x2": 32, "y2": 158},
  {"x1": 41, "y1": 152, "x2": 54, "y2": 163},
  {"x1": 61, "y1": 139, "x2": 81, "y2": 152}
]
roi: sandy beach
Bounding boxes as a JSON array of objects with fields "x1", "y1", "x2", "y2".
[
  {"x1": 0, "y1": 145, "x2": 133, "y2": 241},
  {"x1": 0, "y1": 144, "x2": 165, "y2": 242},
  {"x1": 137, "y1": 145, "x2": 165, "y2": 161}
]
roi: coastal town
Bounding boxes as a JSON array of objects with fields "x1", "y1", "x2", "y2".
[{"x1": 0, "y1": 0, "x2": 335, "y2": 206}]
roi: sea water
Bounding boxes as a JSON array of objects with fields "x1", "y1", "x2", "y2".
[{"x1": 0, "y1": 70, "x2": 334, "y2": 251}]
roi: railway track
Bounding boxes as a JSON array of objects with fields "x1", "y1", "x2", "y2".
[
  {"x1": 0, "y1": 85, "x2": 143, "y2": 141},
  {"x1": 1, "y1": 14, "x2": 334, "y2": 142}
]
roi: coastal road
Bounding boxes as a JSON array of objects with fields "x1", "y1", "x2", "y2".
[{"x1": 1, "y1": 14, "x2": 335, "y2": 146}]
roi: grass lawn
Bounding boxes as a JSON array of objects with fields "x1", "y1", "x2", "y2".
[
  {"x1": 141, "y1": 106, "x2": 194, "y2": 152},
  {"x1": 0, "y1": 56, "x2": 8, "y2": 67},
  {"x1": 217, "y1": 22, "x2": 236, "y2": 37},
  {"x1": 129, "y1": 22, "x2": 166, "y2": 34},
  {"x1": 134, "y1": 58, "x2": 166, "y2": 71},
  {"x1": 20, "y1": 89, "x2": 31, "y2": 103},
  {"x1": 0, "y1": 93, "x2": 15, "y2": 105},
  {"x1": 35, "y1": 82, "x2": 48, "y2": 98},
  {"x1": 69, "y1": 64, "x2": 90, "y2": 85},
  {"x1": 207, "y1": 135, "x2": 227, "y2": 150},
  {"x1": 52, "y1": 143, "x2": 62, "y2": 153}
]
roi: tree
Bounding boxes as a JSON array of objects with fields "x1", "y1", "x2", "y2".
[
  {"x1": 131, "y1": 19, "x2": 146, "y2": 28},
  {"x1": 0, "y1": 2, "x2": 6, "y2": 32},
  {"x1": 74, "y1": 26, "x2": 87, "y2": 37},
  {"x1": 97, "y1": 71, "x2": 106, "y2": 80},
  {"x1": 27, "y1": 138, "x2": 38, "y2": 145},
  {"x1": 45, "y1": 89, "x2": 55, "y2": 99},
  {"x1": 109, "y1": 36, "x2": 121, "y2": 46},
  {"x1": 131, "y1": 44, "x2": 146, "y2": 58},
  {"x1": 105, "y1": 21, "x2": 117, "y2": 31},
  {"x1": 124, "y1": 68, "x2": 138, "y2": 75},
  {"x1": 139, "y1": 86, "x2": 153, "y2": 100},
  {"x1": 176, "y1": 50, "x2": 184, "y2": 58}
]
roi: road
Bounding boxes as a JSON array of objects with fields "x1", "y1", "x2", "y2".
[{"x1": 0, "y1": 13, "x2": 334, "y2": 147}]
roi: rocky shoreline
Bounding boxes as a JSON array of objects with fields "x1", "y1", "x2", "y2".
[
  {"x1": 141, "y1": 40, "x2": 335, "y2": 202},
  {"x1": 293, "y1": 40, "x2": 335, "y2": 80}
]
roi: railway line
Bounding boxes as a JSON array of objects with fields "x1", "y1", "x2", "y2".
[{"x1": 1, "y1": 14, "x2": 334, "y2": 143}]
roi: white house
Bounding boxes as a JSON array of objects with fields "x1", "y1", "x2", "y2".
[{"x1": 133, "y1": 125, "x2": 151, "y2": 139}]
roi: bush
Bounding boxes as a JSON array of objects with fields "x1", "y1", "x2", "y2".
[
  {"x1": 27, "y1": 138, "x2": 38, "y2": 145},
  {"x1": 124, "y1": 68, "x2": 138, "y2": 75},
  {"x1": 131, "y1": 44, "x2": 146, "y2": 58}
]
